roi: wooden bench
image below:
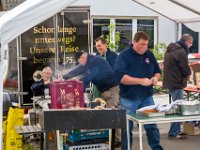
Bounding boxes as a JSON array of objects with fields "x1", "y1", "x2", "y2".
[
  {"x1": 184, "y1": 87, "x2": 200, "y2": 101},
  {"x1": 15, "y1": 125, "x2": 43, "y2": 135},
  {"x1": 15, "y1": 125, "x2": 44, "y2": 150}
]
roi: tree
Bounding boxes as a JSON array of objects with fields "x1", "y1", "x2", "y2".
[{"x1": 101, "y1": 23, "x2": 120, "y2": 51}]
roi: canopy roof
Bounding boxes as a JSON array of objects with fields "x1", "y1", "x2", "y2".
[
  {"x1": 0, "y1": 0, "x2": 200, "y2": 147},
  {"x1": 133, "y1": 0, "x2": 200, "y2": 32},
  {"x1": 0, "y1": 0, "x2": 78, "y2": 146},
  {"x1": 0, "y1": 0, "x2": 200, "y2": 46},
  {"x1": 0, "y1": 0, "x2": 78, "y2": 45},
  {"x1": 171, "y1": 0, "x2": 200, "y2": 15}
]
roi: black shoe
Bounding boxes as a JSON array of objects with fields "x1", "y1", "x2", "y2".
[
  {"x1": 179, "y1": 131, "x2": 187, "y2": 136},
  {"x1": 168, "y1": 132, "x2": 187, "y2": 140}
]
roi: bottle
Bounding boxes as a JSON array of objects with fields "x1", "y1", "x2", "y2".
[{"x1": 44, "y1": 88, "x2": 50, "y2": 98}]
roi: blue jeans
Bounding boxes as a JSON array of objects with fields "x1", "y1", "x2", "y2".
[
  {"x1": 121, "y1": 96, "x2": 163, "y2": 150},
  {"x1": 168, "y1": 89, "x2": 183, "y2": 137}
]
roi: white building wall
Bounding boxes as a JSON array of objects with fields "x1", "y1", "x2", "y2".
[
  {"x1": 73, "y1": 0, "x2": 177, "y2": 45},
  {"x1": 158, "y1": 16, "x2": 177, "y2": 44}
]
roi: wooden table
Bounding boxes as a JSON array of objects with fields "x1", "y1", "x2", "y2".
[{"x1": 184, "y1": 87, "x2": 200, "y2": 101}]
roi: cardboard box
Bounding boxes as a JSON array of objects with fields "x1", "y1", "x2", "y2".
[
  {"x1": 190, "y1": 62, "x2": 200, "y2": 85},
  {"x1": 183, "y1": 122, "x2": 200, "y2": 135},
  {"x1": 195, "y1": 72, "x2": 200, "y2": 86}
]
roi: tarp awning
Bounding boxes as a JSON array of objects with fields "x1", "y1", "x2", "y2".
[
  {"x1": 0, "y1": 0, "x2": 78, "y2": 45},
  {"x1": 171, "y1": 0, "x2": 200, "y2": 15},
  {"x1": 132, "y1": 0, "x2": 200, "y2": 32},
  {"x1": 0, "y1": 1, "x2": 78, "y2": 148},
  {"x1": 1, "y1": 0, "x2": 200, "y2": 45}
]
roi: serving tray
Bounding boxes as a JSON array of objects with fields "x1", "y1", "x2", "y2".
[{"x1": 136, "y1": 110, "x2": 165, "y2": 117}]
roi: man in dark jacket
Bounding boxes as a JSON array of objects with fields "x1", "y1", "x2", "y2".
[
  {"x1": 93, "y1": 37, "x2": 119, "y2": 98},
  {"x1": 62, "y1": 50, "x2": 119, "y2": 107},
  {"x1": 163, "y1": 34, "x2": 192, "y2": 139},
  {"x1": 95, "y1": 37, "x2": 120, "y2": 147},
  {"x1": 95, "y1": 37, "x2": 118, "y2": 69},
  {"x1": 92, "y1": 37, "x2": 121, "y2": 148},
  {"x1": 31, "y1": 66, "x2": 54, "y2": 140},
  {"x1": 31, "y1": 66, "x2": 52, "y2": 97}
]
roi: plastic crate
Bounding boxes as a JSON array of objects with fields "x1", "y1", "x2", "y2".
[
  {"x1": 63, "y1": 138, "x2": 108, "y2": 150},
  {"x1": 50, "y1": 80, "x2": 84, "y2": 109},
  {"x1": 68, "y1": 130, "x2": 109, "y2": 142},
  {"x1": 65, "y1": 138, "x2": 108, "y2": 146},
  {"x1": 69, "y1": 143, "x2": 109, "y2": 150}
]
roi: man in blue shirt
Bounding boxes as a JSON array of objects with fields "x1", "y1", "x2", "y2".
[
  {"x1": 63, "y1": 50, "x2": 119, "y2": 107},
  {"x1": 115, "y1": 31, "x2": 163, "y2": 150}
]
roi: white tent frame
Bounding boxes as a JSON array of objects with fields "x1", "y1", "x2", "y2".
[
  {"x1": 132, "y1": 0, "x2": 200, "y2": 32},
  {"x1": 170, "y1": 0, "x2": 200, "y2": 15},
  {"x1": 0, "y1": 0, "x2": 78, "y2": 148},
  {"x1": 0, "y1": 0, "x2": 200, "y2": 149}
]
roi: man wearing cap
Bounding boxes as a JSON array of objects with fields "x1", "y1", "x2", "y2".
[
  {"x1": 62, "y1": 51, "x2": 119, "y2": 107},
  {"x1": 95, "y1": 37, "x2": 121, "y2": 147}
]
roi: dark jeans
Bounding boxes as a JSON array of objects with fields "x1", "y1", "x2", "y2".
[
  {"x1": 168, "y1": 89, "x2": 183, "y2": 137},
  {"x1": 121, "y1": 96, "x2": 163, "y2": 150}
]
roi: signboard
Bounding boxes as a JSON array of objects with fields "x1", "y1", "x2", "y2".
[{"x1": 20, "y1": 10, "x2": 90, "y2": 104}]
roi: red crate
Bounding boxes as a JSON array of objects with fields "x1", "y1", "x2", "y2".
[{"x1": 50, "y1": 80, "x2": 84, "y2": 109}]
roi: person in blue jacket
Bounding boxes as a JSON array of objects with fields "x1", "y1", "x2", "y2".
[
  {"x1": 62, "y1": 50, "x2": 119, "y2": 107},
  {"x1": 95, "y1": 37, "x2": 120, "y2": 147},
  {"x1": 31, "y1": 66, "x2": 54, "y2": 141},
  {"x1": 93, "y1": 37, "x2": 119, "y2": 99},
  {"x1": 95, "y1": 37, "x2": 118, "y2": 69},
  {"x1": 31, "y1": 66, "x2": 52, "y2": 97},
  {"x1": 115, "y1": 31, "x2": 163, "y2": 150}
]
